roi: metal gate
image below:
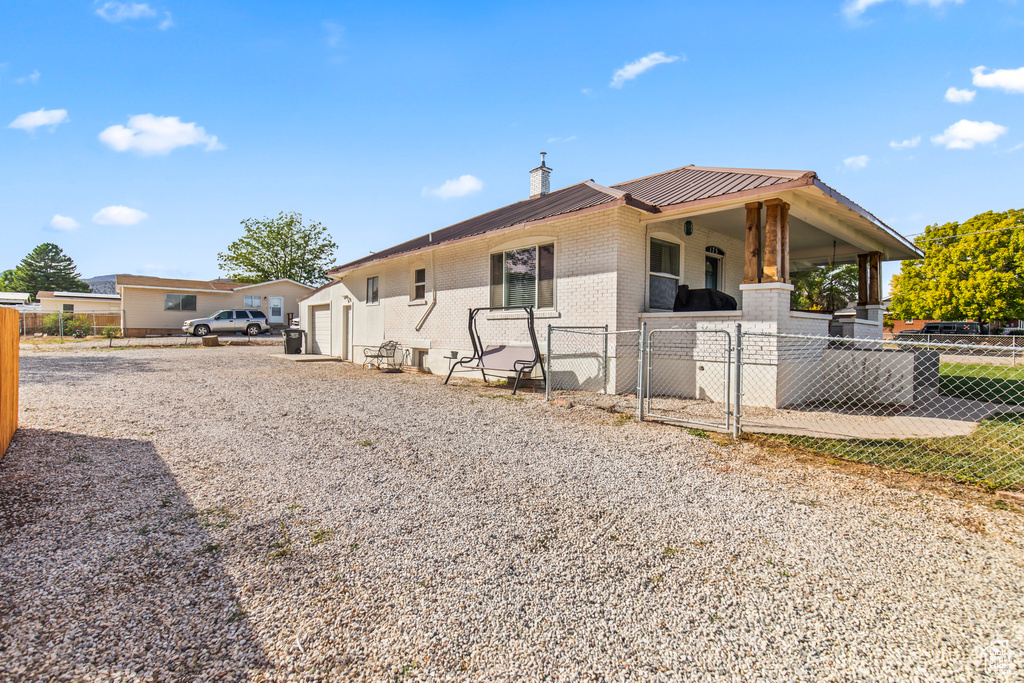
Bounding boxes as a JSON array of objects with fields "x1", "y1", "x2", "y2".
[{"x1": 641, "y1": 325, "x2": 735, "y2": 433}]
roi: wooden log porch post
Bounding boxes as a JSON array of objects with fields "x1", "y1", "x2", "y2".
[
  {"x1": 743, "y1": 202, "x2": 762, "y2": 284},
  {"x1": 857, "y1": 253, "x2": 868, "y2": 306},
  {"x1": 868, "y1": 251, "x2": 882, "y2": 305},
  {"x1": 762, "y1": 198, "x2": 790, "y2": 283}
]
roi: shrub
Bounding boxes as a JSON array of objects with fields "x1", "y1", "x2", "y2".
[
  {"x1": 42, "y1": 312, "x2": 93, "y2": 337},
  {"x1": 102, "y1": 325, "x2": 120, "y2": 347}
]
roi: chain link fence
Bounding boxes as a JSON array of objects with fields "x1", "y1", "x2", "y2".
[
  {"x1": 19, "y1": 311, "x2": 121, "y2": 337},
  {"x1": 546, "y1": 325, "x2": 1023, "y2": 491},
  {"x1": 546, "y1": 327, "x2": 640, "y2": 414},
  {"x1": 643, "y1": 327, "x2": 734, "y2": 432},
  {"x1": 739, "y1": 332, "x2": 1023, "y2": 491}
]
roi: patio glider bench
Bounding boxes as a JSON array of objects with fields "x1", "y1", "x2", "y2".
[
  {"x1": 363, "y1": 340, "x2": 401, "y2": 371},
  {"x1": 444, "y1": 306, "x2": 546, "y2": 395}
]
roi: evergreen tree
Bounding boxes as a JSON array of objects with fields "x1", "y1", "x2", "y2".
[{"x1": 12, "y1": 243, "x2": 91, "y2": 300}]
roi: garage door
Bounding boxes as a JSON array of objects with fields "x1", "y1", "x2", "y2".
[{"x1": 311, "y1": 305, "x2": 331, "y2": 355}]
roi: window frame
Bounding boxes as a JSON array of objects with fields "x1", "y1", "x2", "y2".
[
  {"x1": 488, "y1": 242, "x2": 555, "y2": 310},
  {"x1": 62, "y1": 303, "x2": 74, "y2": 313},
  {"x1": 648, "y1": 235, "x2": 683, "y2": 311},
  {"x1": 366, "y1": 276, "x2": 380, "y2": 305},
  {"x1": 411, "y1": 267, "x2": 427, "y2": 303},
  {"x1": 164, "y1": 293, "x2": 197, "y2": 312},
  {"x1": 243, "y1": 294, "x2": 262, "y2": 308}
]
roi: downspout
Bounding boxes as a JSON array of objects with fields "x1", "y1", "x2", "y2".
[{"x1": 414, "y1": 247, "x2": 436, "y2": 332}]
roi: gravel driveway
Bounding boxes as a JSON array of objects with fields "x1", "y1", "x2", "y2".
[{"x1": 2, "y1": 346, "x2": 1023, "y2": 681}]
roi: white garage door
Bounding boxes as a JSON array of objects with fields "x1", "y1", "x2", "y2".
[{"x1": 311, "y1": 305, "x2": 331, "y2": 355}]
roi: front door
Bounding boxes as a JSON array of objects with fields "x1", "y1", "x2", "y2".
[{"x1": 268, "y1": 296, "x2": 284, "y2": 324}]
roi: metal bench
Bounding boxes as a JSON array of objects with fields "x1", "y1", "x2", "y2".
[
  {"x1": 444, "y1": 307, "x2": 545, "y2": 395},
  {"x1": 363, "y1": 340, "x2": 400, "y2": 370}
]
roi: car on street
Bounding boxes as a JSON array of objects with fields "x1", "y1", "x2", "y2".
[{"x1": 183, "y1": 309, "x2": 270, "y2": 337}]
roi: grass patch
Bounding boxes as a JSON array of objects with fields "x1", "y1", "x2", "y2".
[
  {"x1": 940, "y1": 363, "x2": 1024, "y2": 406},
  {"x1": 358, "y1": 440, "x2": 373, "y2": 447},
  {"x1": 198, "y1": 506, "x2": 239, "y2": 529},
  {"x1": 750, "y1": 411, "x2": 1024, "y2": 491},
  {"x1": 310, "y1": 528, "x2": 332, "y2": 546},
  {"x1": 269, "y1": 520, "x2": 293, "y2": 559},
  {"x1": 612, "y1": 413, "x2": 633, "y2": 426}
]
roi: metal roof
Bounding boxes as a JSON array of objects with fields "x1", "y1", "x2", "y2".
[
  {"x1": 612, "y1": 165, "x2": 810, "y2": 207},
  {"x1": 116, "y1": 275, "x2": 241, "y2": 291},
  {"x1": 331, "y1": 182, "x2": 618, "y2": 273},
  {"x1": 328, "y1": 164, "x2": 911, "y2": 275}
]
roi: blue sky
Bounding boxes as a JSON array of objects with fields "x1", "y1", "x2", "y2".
[{"x1": 2, "y1": 0, "x2": 1022, "y2": 293}]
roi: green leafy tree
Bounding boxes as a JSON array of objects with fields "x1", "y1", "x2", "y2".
[
  {"x1": 12, "y1": 243, "x2": 91, "y2": 301},
  {"x1": 790, "y1": 263, "x2": 859, "y2": 312},
  {"x1": 889, "y1": 209, "x2": 1024, "y2": 324},
  {"x1": 217, "y1": 212, "x2": 337, "y2": 286}
]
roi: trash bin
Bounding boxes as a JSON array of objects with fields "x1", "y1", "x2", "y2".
[{"x1": 283, "y1": 329, "x2": 304, "y2": 354}]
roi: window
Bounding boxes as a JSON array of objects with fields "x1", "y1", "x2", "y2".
[
  {"x1": 366, "y1": 276, "x2": 379, "y2": 304},
  {"x1": 412, "y1": 268, "x2": 426, "y2": 301},
  {"x1": 489, "y1": 243, "x2": 554, "y2": 308},
  {"x1": 705, "y1": 246, "x2": 724, "y2": 291},
  {"x1": 249, "y1": 310, "x2": 267, "y2": 319},
  {"x1": 213, "y1": 311, "x2": 232, "y2": 320},
  {"x1": 62, "y1": 303, "x2": 74, "y2": 313},
  {"x1": 164, "y1": 293, "x2": 197, "y2": 311},
  {"x1": 649, "y1": 238, "x2": 681, "y2": 310},
  {"x1": 234, "y1": 310, "x2": 250, "y2": 319},
  {"x1": 243, "y1": 295, "x2": 262, "y2": 307}
]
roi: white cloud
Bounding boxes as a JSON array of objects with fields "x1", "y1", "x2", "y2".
[
  {"x1": 843, "y1": 155, "x2": 870, "y2": 170},
  {"x1": 15, "y1": 70, "x2": 40, "y2": 85},
  {"x1": 931, "y1": 119, "x2": 1008, "y2": 149},
  {"x1": 546, "y1": 136, "x2": 577, "y2": 143},
  {"x1": 99, "y1": 114, "x2": 224, "y2": 155},
  {"x1": 944, "y1": 86, "x2": 975, "y2": 103},
  {"x1": 971, "y1": 65, "x2": 1024, "y2": 94},
  {"x1": 158, "y1": 12, "x2": 173, "y2": 30},
  {"x1": 610, "y1": 52, "x2": 680, "y2": 89},
  {"x1": 8, "y1": 108, "x2": 69, "y2": 132},
  {"x1": 96, "y1": 2, "x2": 156, "y2": 22},
  {"x1": 49, "y1": 215, "x2": 80, "y2": 231},
  {"x1": 844, "y1": 0, "x2": 963, "y2": 20},
  {"x1": 422, "y1": 175, "x2": 484, "y2": 199},
  {"x1": 890, "y1": 136, "x2": 921, "y2": 149},
  {"x1": 92, "y1": 205, "x2": 148, "y2": 226}
]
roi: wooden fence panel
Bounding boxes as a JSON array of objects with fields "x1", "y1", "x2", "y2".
[{"x1": 1, "y1": 308, "x2": 18, "y2": 458}]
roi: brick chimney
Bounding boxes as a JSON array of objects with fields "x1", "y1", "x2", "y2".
[{"x1": 530, "y1": 152, "x2": 551, "y2": 198}]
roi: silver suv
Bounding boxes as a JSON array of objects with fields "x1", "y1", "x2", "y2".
[{"x1": 183, "y1": 309, "x2": 271, "y2": 337}]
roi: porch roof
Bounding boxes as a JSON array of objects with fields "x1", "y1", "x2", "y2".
[{"x1": 328, "y1": 165, "x2": 920, "y2": 276}]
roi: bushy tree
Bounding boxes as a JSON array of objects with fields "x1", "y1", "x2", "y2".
[
  {"x1": 0, "y1": 269, "x2": 17, "y2": 292},
  {"x1": 889, "y1": 209, "x2": 1024, "y2": 324},
  {"x1": 12, "y1": 243, "x2": 91, "y2": 300},
  {"x1": 790, "y1": 263, "x2": 859, "y2": 312},
  {"x1": 217, "y1": 212, "x2": 337, "y2": 286}
]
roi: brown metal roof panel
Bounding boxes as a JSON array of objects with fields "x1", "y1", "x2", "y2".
[{"x1": 332, "y1": 183, "x2": 615, "y2": 273}]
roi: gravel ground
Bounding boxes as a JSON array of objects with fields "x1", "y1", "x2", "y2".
[{"x1": 2, "y1": 345, "x2": 1023, "y2": 682}]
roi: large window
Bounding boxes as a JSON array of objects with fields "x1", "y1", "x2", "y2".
[
  {"x1": 412, "y1": 268, "x2": 426, "y2": 301},
  {"x1": 164, "y1": 293, "x2": 197, "y2": 311},
  {"x1": 649, "y1": 238, "x2": 681, "y2": 310},
  {"x1": 366, "y1": 276, "x2": 379, "y2": 304},
  {"x1": 489, "y1": 243, "x2": 554, "y2": 309},
  {"x1": 243, "y1": 295, "x2": 262, "y2": 307}
]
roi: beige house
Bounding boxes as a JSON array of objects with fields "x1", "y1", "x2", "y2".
[
  {"x1": 298, "y1": 162, "x2": 921, "y2": 401},
  {"x1": 116, "y1": 275, "x2": 313, "y2": 336},
  {"x1": 36, "y1": 291, "x2": 122, "y2": 314}
]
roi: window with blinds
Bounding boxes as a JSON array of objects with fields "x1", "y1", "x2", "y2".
[
  {"x1": 649, "y1": 238, "x2": 681, "y2": 310},
  {"x1": 489, "y1": 244, "x2": 554, "y2": 308}
]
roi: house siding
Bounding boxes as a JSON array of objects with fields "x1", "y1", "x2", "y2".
[{"x1": 120, "y1": 281, "x2": 311, "y2": 336}]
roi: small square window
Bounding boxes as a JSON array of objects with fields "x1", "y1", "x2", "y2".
[
  {"x1": 366, "y1": 276, "x2": 379, "y2": 304},
  {"x1": 413, "y1": 268, "x2": 426, "y2": 301},
  {"x1": 62, "y1": 303, "x2": 74, "y2": 313},
  {"x1": 244, "y1": 295, "x2": 262, "y2": 308}
]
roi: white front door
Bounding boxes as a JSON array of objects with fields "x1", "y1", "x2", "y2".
[{"x1": 268, "y1": 296, "x2": 284, "y2": 324}]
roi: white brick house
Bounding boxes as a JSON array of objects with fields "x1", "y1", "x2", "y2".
[{"x1": 298, "y1": 163, "x2": 921, "y2": 389}]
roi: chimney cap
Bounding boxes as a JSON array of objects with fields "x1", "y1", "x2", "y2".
[{"x1": 530, "y1": 152, "x2": 551, "y2": 173}]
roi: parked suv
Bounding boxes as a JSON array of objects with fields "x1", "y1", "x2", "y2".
[{"x1": 183, "y1": 309, "x2": 270, "y2": 337}]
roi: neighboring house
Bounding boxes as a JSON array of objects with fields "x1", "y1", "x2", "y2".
[
  {"x1": 0, "y1": 293, "x2": 31, "y2": 308},
  {"x1": 116, "y1": 275, "x2": 313, "y2": 336},
  {"x1": 36, "y1": 291, "x2": 122, "y2": 314},
  {"x1": 298, "y1": 162, "x2": 922, "y2": 396}
]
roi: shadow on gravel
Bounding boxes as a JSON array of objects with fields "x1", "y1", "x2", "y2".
[{"x1": 0, "y1": 428, "x2": 268, "y2": 680}]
